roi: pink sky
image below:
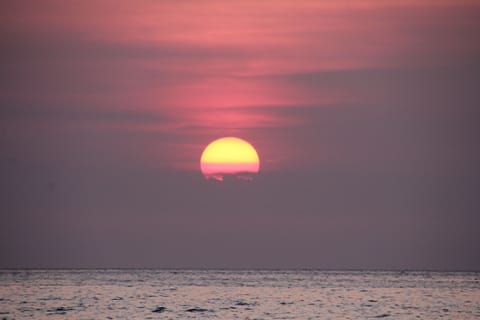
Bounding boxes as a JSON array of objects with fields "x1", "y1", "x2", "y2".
[
  {"x1": 1, "y1": 0, "x2": 480, "y2": 269},
  {"x1": 3, "y1": 0, "x2": 479, "y2": 172}
]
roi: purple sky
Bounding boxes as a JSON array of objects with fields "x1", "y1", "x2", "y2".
[{"x1": 1, "y1": 0, "x2": 480, "y2": 269}]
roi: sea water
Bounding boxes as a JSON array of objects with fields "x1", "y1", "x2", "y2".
[{"x1": 1, "y1": 270, "x2": 479, "y2": 319}]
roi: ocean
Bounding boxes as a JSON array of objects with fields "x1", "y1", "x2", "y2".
[{"x1": 1, "y1": 270, "x2": 479, "y2": 319}]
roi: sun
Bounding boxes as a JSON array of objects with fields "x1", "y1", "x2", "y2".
[{"x1": 200, "y1": 137, "x2": 260, "y2": 181}]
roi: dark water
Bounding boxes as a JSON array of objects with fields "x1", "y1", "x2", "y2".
[{"x1": 1, "y1": 270, "x2": 479, "y2": 319}]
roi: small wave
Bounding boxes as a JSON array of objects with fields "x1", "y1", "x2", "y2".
[
  {"x1": 374, "y1": 313, "x2": 390, "y2": 318},
  {"x1": 152, "y1": 306, "x2": 166, "y2": 313},
  {"x1": 47, "y1": 306, "x2": 75, "y2": 315},
  {"x1": 186, "y1": 307, "x2": 211, "y2": 313}
]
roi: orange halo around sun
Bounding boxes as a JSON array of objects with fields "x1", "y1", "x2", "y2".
[{"x1": 200, "y1": 137, "x2": 260, "y2": 181}]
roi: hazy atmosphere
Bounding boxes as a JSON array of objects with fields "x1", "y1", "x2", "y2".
[{"x1": 1, "y1": 0, "x2": 480, "y2": 270}]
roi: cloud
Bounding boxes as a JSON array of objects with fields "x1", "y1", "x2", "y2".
[{"x1": 1, "y1": 0, "x2": 480, "y2": 269}]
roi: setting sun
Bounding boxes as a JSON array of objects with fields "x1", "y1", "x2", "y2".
[{"x1": 200, "y1": 137, "x2": 260, "y2": 181}]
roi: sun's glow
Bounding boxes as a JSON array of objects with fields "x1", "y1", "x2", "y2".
[{"x1": 200, "y1": 137, "x2": 260, "y2": 181}]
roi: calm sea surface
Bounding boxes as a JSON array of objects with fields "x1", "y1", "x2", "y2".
[{"x1": 1, "y1": 270, "x2": 479, "y2": 319}]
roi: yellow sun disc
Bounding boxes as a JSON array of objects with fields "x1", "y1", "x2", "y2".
[{"x1": 200, "y1": 137, "x2": 260, "y2": 181}]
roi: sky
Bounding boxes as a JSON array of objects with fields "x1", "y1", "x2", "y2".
[{"x1": 1, "y1": 0, "x2": 480, "y2": 270}]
